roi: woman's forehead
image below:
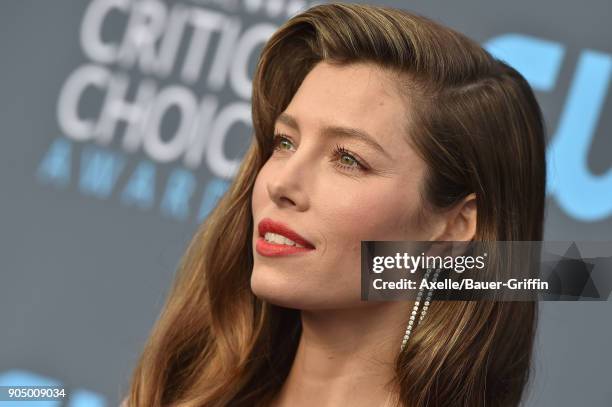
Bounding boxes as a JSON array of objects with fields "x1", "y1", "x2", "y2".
[
  {"x1": 280, "y1": 61, "x2": 412, "y2": 144},
  {"x1": 294, "y1": 61, "x2": 404, "y2": 107}
]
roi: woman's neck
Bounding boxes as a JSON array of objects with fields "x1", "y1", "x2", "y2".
[{"x1": 270, "y1": 302, "x2": 410, "y2": 407}]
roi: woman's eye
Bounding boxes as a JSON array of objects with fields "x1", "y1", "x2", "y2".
[
  {"x1": 332, "y1": 145, "x2": 367, "y2": 172},
  {"x1": 272, "y1": 134, "x2": 295, "y2": 151},
  {"x1": 339, "y1": 154, "x2": 358, "y2": 167},
  {"x1": 271, "y1": 134, "x2": 367, "y2": 173}
]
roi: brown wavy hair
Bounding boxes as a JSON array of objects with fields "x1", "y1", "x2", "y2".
[{"x1": 123, "y1": 3, "x2": 546, "y2": 406}]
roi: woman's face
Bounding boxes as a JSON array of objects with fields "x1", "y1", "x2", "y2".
[{"x1": 251, "y1": 61, "x2": 432, "y2": 310}]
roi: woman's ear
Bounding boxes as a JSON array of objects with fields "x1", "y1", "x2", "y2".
[{"x1": 431, "y1": 193, "x2": 477, "y2": 241}]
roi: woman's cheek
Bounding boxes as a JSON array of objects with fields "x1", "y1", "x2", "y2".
[{"x1": 251, "y1": 168, "x2": 270, "y2": 212}]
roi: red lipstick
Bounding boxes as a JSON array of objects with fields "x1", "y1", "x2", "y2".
[{"x1": 256, "y1": 217, "x2": 315, "y2": 257}]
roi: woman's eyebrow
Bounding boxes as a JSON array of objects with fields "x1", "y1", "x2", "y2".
[{"x1": 276, "y1": 112, "x2": 392, "y2": 159}]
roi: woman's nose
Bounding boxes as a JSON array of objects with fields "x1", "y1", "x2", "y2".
[{"x1": 266, "y1": 149, "x2": 311, "y2": 211}]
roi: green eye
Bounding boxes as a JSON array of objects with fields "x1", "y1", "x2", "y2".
[
  {"x1": 340, "y1": 154, "x2": 357, "y2": 166},
  {"x1": 271, "y1": 134, "x2": 367, "y2": 173},
  {"x1": 332, "y1": 144, "x2": 366, "y2": 172},
  {"x1": 272, "y1": 134, "x2": 294, "y2": 151},
  {"x1": 279, "y1": 139, "x2": 292, "y2": 150}
]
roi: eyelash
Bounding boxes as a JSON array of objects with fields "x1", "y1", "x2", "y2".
[{"x1": 271, "y1": 133, "x2": 367, "y2": 172}]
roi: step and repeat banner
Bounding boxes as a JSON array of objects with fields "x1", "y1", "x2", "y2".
[{"x1": 1, "y1": 0, "x2": 611, "y2": 406}]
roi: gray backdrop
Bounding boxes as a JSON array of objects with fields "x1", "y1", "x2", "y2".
[{"x1": 1, "y1": 0, "x2": 611, "y2": 406}]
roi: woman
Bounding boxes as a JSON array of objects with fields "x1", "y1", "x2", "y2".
[{"x1": 122, "y1": 3, "x2": 546, "y2": 406}]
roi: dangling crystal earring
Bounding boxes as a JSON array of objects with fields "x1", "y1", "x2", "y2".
[{"x1": 400, "y1": 267, "x2": 441, "y2": 351}]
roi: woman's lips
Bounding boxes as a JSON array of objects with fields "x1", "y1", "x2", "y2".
[
  {"x1": 255, "y1": 237, "x2": 315, "y2": 257},
  {"x1": 257, "y1": 217, "x2": 315, "y2": 248},
  {"x1": 256, "y1": 217, "x2": 316, "y2": 257}
]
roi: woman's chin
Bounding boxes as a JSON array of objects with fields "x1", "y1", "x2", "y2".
[
  {"x1": 250, "y1": 283, "x2": 355, "y2": 311},
  {"x1": 250, "y1": 277, "x2": 310, "y2": 309},
  {"x1": 250, "y1": 267, "x2": 361, "y2": 310}
]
